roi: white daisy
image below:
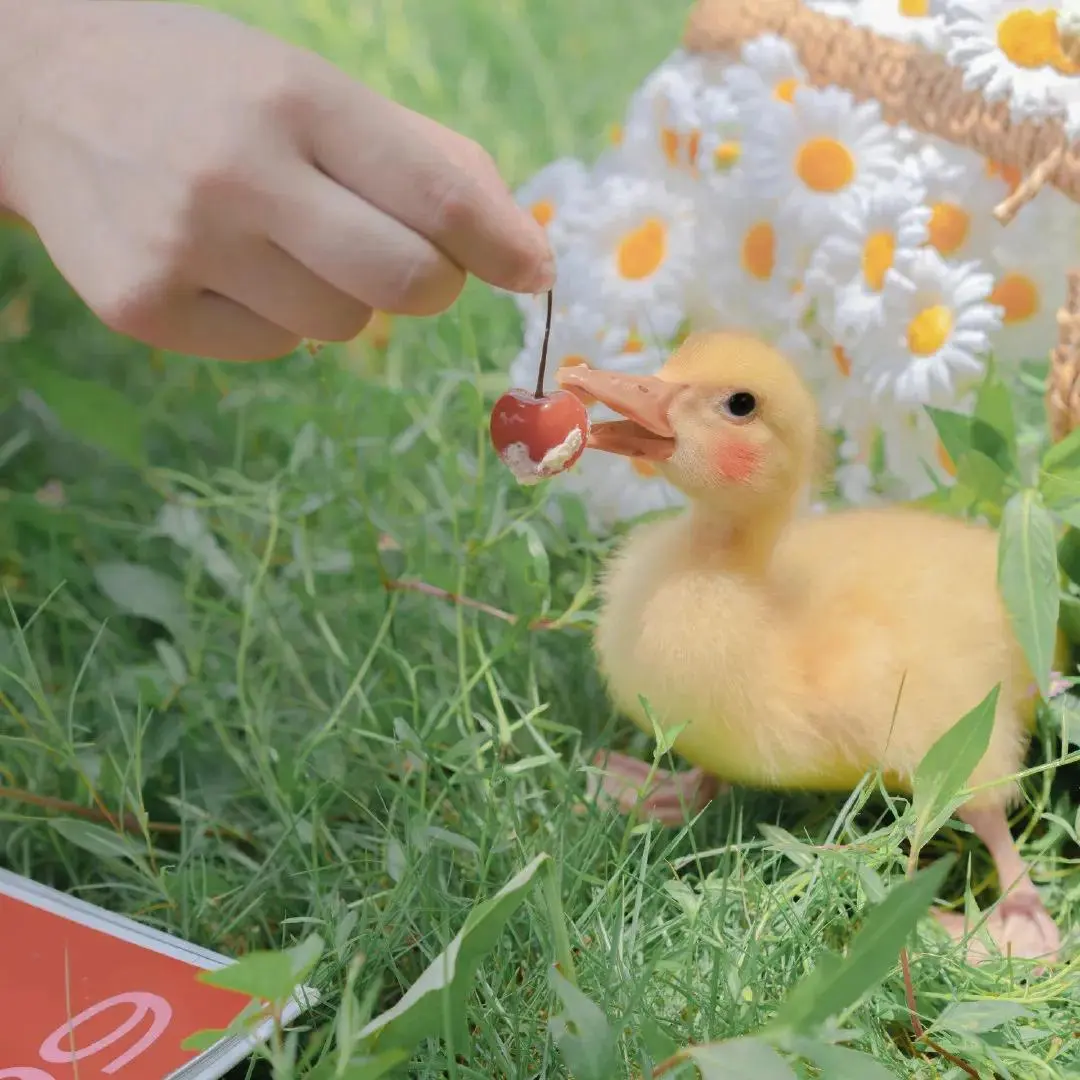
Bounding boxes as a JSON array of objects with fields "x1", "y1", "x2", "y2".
[
  {"x1": 985, "y1": 191, "x2": 1076, "y2": 363},
  {"x1": 554, "y1": 451, "x2": 687, "y2": 530},
  {"x1": 723, "y1": 34, "x2": 808, "y2": 111},
  {"x1": 555, "y1": 174, "x2": 696, "y2": 326},
  {"x1": 741, "y1": 85, "x2": 902, "y2": 237},
  {"x1": 690, "y1": 195, "x2": 816, "y2": 337},
  {"x1": 508, "y1": 303, "x2": 614, "y2": 393},
  {"x1": 806, "y1": 0, "x2": 863, "y2": 17},
  {"x1": 903, "y1": 138, "x2": 1011, "y2": 263},
  {"x1": 855, "y1": 247, "x2": 1002, "y2": 404},
  {"x1": 851, "y1": 0, "x2": 947, "y2": 50},
  {"x1": 878, "y1": 392, "x2": 972, "y2": 498},
  {"x1": 942, "y1": 0, "x2": 1080, "y2": 134},
  {"x1": 514, "y1": 157, "x2": 591, "y2": 241},
  {"x1": 694, "y1": 83, "x2": 744, "y2": 193},
  {"x1": 804, "y1": 176, "x2": 933, "y2": 345},
  {"x1": 619, "y1": 51, "x2": 706, "y2": 189}
]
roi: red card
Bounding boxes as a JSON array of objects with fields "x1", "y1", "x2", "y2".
[{"x1": 0, "y1": 871, "x2": 306, "y2": 1080}]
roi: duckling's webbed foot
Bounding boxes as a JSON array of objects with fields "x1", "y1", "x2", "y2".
[
  {"x1": 583, "y1": 750, "x2": 724, "y2": 825},
  {"x1": 931, "y1": 805, "x2": 1061, "y2": 968}
]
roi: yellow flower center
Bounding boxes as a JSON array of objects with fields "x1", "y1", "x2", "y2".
[
  {"x1": 609, "y1": 123, "x2": 623, "y2": 146},
  {"x1": 624, "y1": 330, "x2": 645, "y2": 353},
  {"x1": 899, "y1": 0, "x2": 929, "y2": 14},
  {"x1": 985, "y1": 159, "x2": 1022, "y2": 194},
  {"x1": 861, "y1": 231, "x2": 895, "y2": 292},
  {"x1": 714, "y1": 140, "x2": 741, "y2": 170},
  {"x1": 774, "y1": 77, "x2": 800, "y2": 103},
  {"x1": 990, "y1": 272, "x2": 1040, "y2": 323},
  {"x1": 631, "y1": 459, "x2": 659, "y2": 478},
  {"x1": 927, "y1": 202, "x2": 969, "y2": 256},
  {"x1": 907, "y1": 304, "x2": 953, "y2": 356},
  {"x1": 832, "y1": 344, "x2": 852, "y2": 377},
  {"x1": 616, "y1": 218, "x2": 667, "y2": 280},
  {"x1": 741, "y1": 221, "x2": 776, "y2": 281},
  {"x1": 936, "y1": 439, "x2": 957, "y2": 477},
  {"x1": 660, "y1": 128, "x2": 701, "y2": 169},
  {"x1": 530, "y1": 199, "x2": 555, "y2": 227},
  {"x1": 996, "y1": 8, "x2": 1075, "y2": 71},
  {"x1": 795, "y1": 137, "x2": 856, "y2": 193}
]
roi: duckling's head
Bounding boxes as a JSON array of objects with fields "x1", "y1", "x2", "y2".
[{"x1": 557, "y1": 330, "x2": 820, "y2": 514}]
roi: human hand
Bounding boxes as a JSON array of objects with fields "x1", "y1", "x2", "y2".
[{"x1": 0, "y1": 1, "x2": 554, "y2": 360}]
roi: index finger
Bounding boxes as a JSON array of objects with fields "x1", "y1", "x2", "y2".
[{"x1": 304, "y1": 66, "x2": 555, "y2": 295}]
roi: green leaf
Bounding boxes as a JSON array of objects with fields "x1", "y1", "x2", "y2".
[
  {"x1": 25, "y1": 367, "x2": 146, "y2": 467},
  {"x1": 791, "y1": 1039, "x2": 898, "y2": 1079},
  {"x1": 199, "y1": 932, "x2": 324, "y2": 1003},
  {"x1": 1057, "y1": 528, "x2": 1080, "y2": 586},
  {"x1": 548, "y1": 965, "x2": 619, "y2": 1080},
  {"x1": 925, "y1": 406, "x2": 973, "y2": 468},
  {"x1": 1039, "y1": 425, "x2": 1080, "y2": 513},
  {"x1": 683, "y1": 1037, "x2": 797, "y2": 1078},
  {"x1": 998, "y1": 489, "x2": 1060, "y2": 698},
  {"x1": 974, "y1": 368, "x2": 1017, "y2": 461},
  {"x1": 955, "y1": 450, "x2": 1008, "y2": 517},
  {"x1": 356, "y1": 853, "x2": 550, "y2": 1055},
  {"x1": 93, "y1": 561, "x2": 190, "y2": 642},
  {"x1": 770, "y1": 857, "x2": 954, "y2": 1035},
  {"x1": 180, "y1": 1029, "x2": 227, "y2": 1052},
  {"x1": 48, "y1": 819, "x2": 144, "y2": 863},
  {"x1": 911, "y1": 685, "x2": 1000, "y2": 850},
  {"x1": 1058, "y1": 594, "x2": 1080, "y2": 646},
  {"x1": 306, "y1": 1052, "x2": 411, "y2": 1080},
  {"x1": 932, "y1": 999, "x2": 1032, "y2": 1036}
]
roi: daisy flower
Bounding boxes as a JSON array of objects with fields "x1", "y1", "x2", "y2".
[
  {"x1": 508, "y1": 304, "x2": 614, "y2": 393},
  {"x1": 555, "y1": 451, "x2": 687, "y2": 530},
  {"x1": 855, "y1": 247, "x2": 1002, "y2": 404},
  {"x1": 723, "y1": 34, "x2": 808, "y2": 111},
  {"x1": 904, "y1": 138, "x2": 1011, "y2": 263},
  {"x1": 619, "y1": 51, "x2": 706, "y2": 189},
  {"x1": 555, "y1": 174, "x2": 697, "y2": 326},
  {"x1": 851, "y1": 0, "x2": 947, "y2": 50},
  {"x1": 514, "y1": 157, "x2": 591, "y2": 240},
  {"x1": 804, "y1": 176, "x2": 933, "y2": 345},
  {"x1": 941, "y1": 0, "x2": 1080, "y2": 134},
  {"x1": 985, "y1": 191, "x2": 1076, "y2": 363},
  {"x1": 691, "y1": 195, "x2": 816, "y2": 336},
  {"x1": 694, "y1": 83, "x2": 744, "y2": 192},
  {"x1": 741, "y1": 86, "x2": 902, "y2": 237}
]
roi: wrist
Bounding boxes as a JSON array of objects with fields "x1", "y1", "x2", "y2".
[{"x1": 0, "y1": 0, "x2": 79, "y2": 214}]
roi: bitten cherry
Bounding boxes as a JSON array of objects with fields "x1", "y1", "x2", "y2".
[{"x1": 490, "y1": 291, "x2": 590, "y2": 485}]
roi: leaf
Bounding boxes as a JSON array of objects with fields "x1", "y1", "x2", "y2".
[
  {"x1": 181, "y1": 1029, "x2": 228, "y2": 1052},
  {"x1": 93, "y1": 561, "x2": 190, "y2": 641},
  {"x1": 770, "y1": 857, "x2": 954, "y2": 1035},
  {"x1": 684, "y1": 1037, "x2": 797, "y2": 1079},
  {"x1": 548, "y1": 965, "x2": 619, "y2": 1080},
  {"x1": 998, "y1": 489, "x2": 1060, "y2": 698},
  {"x1": 911, "y1": 685, "x2": 999, "y2": 849},
  {"x1": 955, "y1": 450, "x2": 1008, "y2": 517},
  {"x1": 356, "y1": 853, "x2": 550, "y2": 1054},
  {"x1": 974, "y1": 368, "x2": 1017, "y2": 461},
  {"x1": 48, "y1": 819, "x2": 144, "y2": 863},
  {"x1": 199, "y1": 932, "x2": 324, "y2": 1003},
  {"x1": 933, "y1": 999, "x2": 1032, "y2": 1035},
  {"x1": 925, "y1": 407, "x2": 973, "y2": 468},
  {"x1": 791, "y1": 1039, "x2": 898, "y2": 1079},
  {"x1": 1039, "y1": 425, "x2": 1080, "y2": 512},
  {"x1": 305, "y1": 1052, "x2": 411, "y2": 1080},
  {"x1": 26, "y1": 367, "x2": 145, "y2": 467}
]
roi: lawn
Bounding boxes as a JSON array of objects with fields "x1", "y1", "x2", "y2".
[{"x1": 2, "y1": 0, "x2": 1079, "y2": 1077}]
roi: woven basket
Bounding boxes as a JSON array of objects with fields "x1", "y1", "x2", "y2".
[{"x1": 682, "y1": 0, "x2": 1080, "y2": 445}]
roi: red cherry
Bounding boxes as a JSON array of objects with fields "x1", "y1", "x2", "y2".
[{"x1": 490, "y1": 387, "x2": 590, "y2": 485}]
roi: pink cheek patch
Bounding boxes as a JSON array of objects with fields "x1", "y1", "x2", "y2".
[{"x1": 713, "y1": 438, "x2": 760, "y2": 483}]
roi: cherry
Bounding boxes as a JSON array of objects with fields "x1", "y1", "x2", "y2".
[{"x1": 490, "y1": 290, "x2": 590, "y2": 485}]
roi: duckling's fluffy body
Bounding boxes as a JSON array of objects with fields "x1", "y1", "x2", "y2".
[{"x1": 596, "y1": 503, "x2": 1031, "y2": 808}]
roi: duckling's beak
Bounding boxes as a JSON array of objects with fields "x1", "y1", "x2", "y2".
[{"x1": 556, "y1": 367, "x2": 683, "y2": 461}]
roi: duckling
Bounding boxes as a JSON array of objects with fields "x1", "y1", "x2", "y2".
[{"x1": 558, "y1": 330, "x2": 1062, "y2": 964}]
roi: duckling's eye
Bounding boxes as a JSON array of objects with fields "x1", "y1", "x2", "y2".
[{"x1": 721, "y1": 391, "x2": 757, "y2": 421}]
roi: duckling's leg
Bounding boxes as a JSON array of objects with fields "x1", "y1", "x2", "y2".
[
  {"x1": 932, "y1": 805, "x2": 1060, "y2": 966},
  {"x1": 584, "y1": 750, "x2": 724, "y2": 825}
]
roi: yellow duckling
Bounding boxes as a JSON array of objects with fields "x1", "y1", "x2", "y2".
[{"x1": 557, "y1": 330, "x2": 1061, "y2": 963}]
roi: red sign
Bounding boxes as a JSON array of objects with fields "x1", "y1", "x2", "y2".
[{"x1": 0, "y1": 888, "x2": 251, "y2": 1080}]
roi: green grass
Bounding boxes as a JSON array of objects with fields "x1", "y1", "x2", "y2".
[{"x1": 2, "y1": 0, "x2": 1080, "y2": 1076}]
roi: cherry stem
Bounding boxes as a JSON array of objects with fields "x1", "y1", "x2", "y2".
[{"x1": 534, "y1": 289, "x2": 554, "y2": 399}]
